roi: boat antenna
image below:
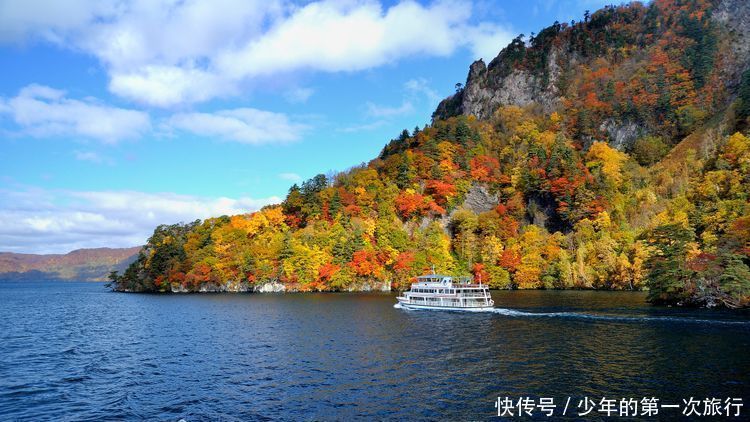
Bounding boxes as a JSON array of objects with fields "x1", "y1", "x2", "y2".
[{"x1": 432, "y1": 264, "x2": 436, "y2": 275}]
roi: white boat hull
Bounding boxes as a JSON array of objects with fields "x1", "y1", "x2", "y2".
[{"x1": 396, "y1": 298, "x2": 494, "y2": 312}]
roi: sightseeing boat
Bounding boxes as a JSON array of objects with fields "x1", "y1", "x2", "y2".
[{"x1": 396, "y1": 273, "x2": 494, "y2": 311}]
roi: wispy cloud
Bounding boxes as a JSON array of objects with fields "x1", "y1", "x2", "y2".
[
  {"x1": 404, "y1": 77, "x2": 445, "y2": 113},
  {"x1": 0, "y1": 84, "x2": 150, "y2": 143},
  {"x1": 0, "y1": 187, "x2": 280, "y2": 254},
  {"x1": 365, "y1": 100, "x2": 414, "y2": 118},
  {"x1": 355, "y1": 77, "x2": 442, "y2": 129},
  {"x1": 337, "y1": 120, "x2": 389, "y2": 133},
  {"x1": 278, "y1": 172, "x2": 302, "y2": 182},
  {"x1": 74, "y1": 150, "x2": 112, "y2": 165},
  {"x1": 283, "y1": 87, "x2": 315, "y2": 104},
  {"x1": 167, "y1": 108, "x2": 306, "y2": 145},
  {"x1": 464, "y1": 22, "x2": 514, "y2": 60}
]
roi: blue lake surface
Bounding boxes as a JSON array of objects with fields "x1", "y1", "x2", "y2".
[{"x1": 1, "y1": 281, "x2": 749, "y2": 420}]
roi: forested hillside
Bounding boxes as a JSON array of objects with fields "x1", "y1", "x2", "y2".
[{"x1": 111, "y1": 0, "x2": 750, "y2": 307}]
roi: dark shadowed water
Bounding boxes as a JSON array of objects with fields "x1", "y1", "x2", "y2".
[{"x1": 1, "y1": 281, "x2": 749, "y2": 421}]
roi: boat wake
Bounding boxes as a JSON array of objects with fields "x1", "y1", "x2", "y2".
[
  {"x1": 491, "y1": 307, "x2": 750, "y2": 326},
  {"x1": 395, "y1": 303, "x2": 749, "y2": 325}
]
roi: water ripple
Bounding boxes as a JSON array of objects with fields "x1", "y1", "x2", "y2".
[{"x1": 0, "y1": 282, "x2": 748, "y2": 420}]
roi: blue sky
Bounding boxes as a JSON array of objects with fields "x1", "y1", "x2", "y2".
[{"x1": 0, "y1": 0, "x2": 611, "y2": 253}]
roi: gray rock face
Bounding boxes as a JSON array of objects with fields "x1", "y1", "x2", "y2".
[
  {"x1": 254, "y1": 281, "x2": 286, "y2": 293},
  {"x1": 434, "y1": 46, "x2": 566, "y2": 121},
  {"x1": 218, "y1": 281, "x2": 253, "y2": 292},
  {"x1": 713, "y1": 0, "x2": 750, "y2": 91},
  {"x1": 462, "y1": 184, "x2": 499, "y2": 214},
  {"x1": 171, "y1": 284, "x2": 189, "y2": 293},
  {"x1": 348, "y1": 279, "x2": 391, "y2": 292},
  {"x1": 167, "y1": 281, "x2": 254, "y2": 292},
  {"x1": 599, "y1": 119, "x2": 645, "y2": 151}
]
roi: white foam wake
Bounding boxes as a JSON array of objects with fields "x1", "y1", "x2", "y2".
[
  {"x1": 394, "y1": 303, "x2": 748, "y2": 325},
  {"x1": 490, "y1": 308, "x2": 750, "y2": 325}
]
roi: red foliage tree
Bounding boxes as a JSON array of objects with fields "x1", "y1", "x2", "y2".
[
  {"x1": 393, "y1": 251, "x2": 415, "y2": 273},
  {"x1": 471, "y1": 263, "x2": 490, "y2": 284},
  {"x1": 349, "y1": 250, "x2": 382, "y2": 278},
  {"x1": 318, "y1": 262, "x2": 341, "y2": 283},
  {"x1": 470, "y1": 155, "x2": 501, "y2": 183},
  {"x1": 424, "y1": 180, "x2": 455, "y2": 207},
  {"x1": 395, "y1": 191, "x2": 429, "y2": 219},
  {"x1": 499, "y1": 248, "x2": 521, "y2": 272}
]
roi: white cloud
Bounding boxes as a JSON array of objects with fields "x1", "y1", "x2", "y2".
[
  {"x1": 0, "y1": 0, "x2": 514, "y2": 107},
  {"x1": 216, "y1": 1, "x2": 469, "y2": 78},
  {"x1": 283, "y1": 87, "x2": 315, "y2": 104},
  {"x1": 168, "y1": 108, "x2": 305, "y2": 144},
  {"x1": 337, "y1": 120, "x2": 389, "y2": 133},
  {"x1": 74, "y1": 150, "x2": 112, "y2": 165},
  {"x1": 108, "y1": 65, "x2": 235, "y2": 108},
  {"x1": 357, "y1": 77, "x2": 440, "y2": 124},
  {"x1": 0, "y1": 187, "x2": 280, "y2": 254},
  {"x1": 278, "y1": 172, "x2": 302, "y2": 182},
  {"x1": 404, "y1": 78, "x2": 441, "y2": 104},
  {"x1": 78, "y1": 0, "x2": 284, "y2": 70},
  {"x1": 464, "y1": 22, "x2": 514, "y2": 60},
  {"x1": 0, "y1": 84, "x2": 151, "y2": 143},
  {"x1": 365, "y1": 100, "x2": 414, "y2": 118}
]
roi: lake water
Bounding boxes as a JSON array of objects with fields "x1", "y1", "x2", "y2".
[{"x1": 1, "y1": 281, "x2": 749, "y2": 420}]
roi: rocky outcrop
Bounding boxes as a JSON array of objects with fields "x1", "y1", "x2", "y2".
[
  {"x1": 254, "y1": 281, "x2": 286, "y2": 293},
  {"x1": 164, "y1": 280, "x2": 387, "y2": 293},
  {"x1": 434, "y1": 0, "x2": 750, "y2": 139},
  {"x1": 168, "y1": 282, "x2": 254, "y2": 293},
  {"x1": 462, "y1": 184, "x2": 499, "y2": 214},
  {"x1": 526, "y1": 193, "x2": 568, "y2": 233},
  {"x1": 712, "y1": 0, "x2": 750, "y2": 92},
  {"x1": 347, "y1": 279, "x2": 391, "y2": 292},
  {"x1": 433, "y1": 46, "x2": 566, "y2": 121},
  {"x1": 170, "y1": 284, "x2": 189, "y2": 293},
  {"x1": 599, "y1": 119, "x2": 645, "y2": 151}
]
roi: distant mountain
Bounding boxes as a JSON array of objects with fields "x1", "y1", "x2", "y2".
[{"x1": 0, "y1": 247, "x2": 142, "y2": 281}]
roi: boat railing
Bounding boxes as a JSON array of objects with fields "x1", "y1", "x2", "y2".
[
  {"x1": 407, "y1": 292, "x2": 489, "y2": 297},
  {"x1": 403, "y1": 298, "x2": 493, "y2": 307},
  {"x1": 406, "y1": 296, "x2": 492, "y2": 302}
]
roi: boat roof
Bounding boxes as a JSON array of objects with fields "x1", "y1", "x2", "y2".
[{"x1": 415, "y1": 275, "x2": 473, "y2": 282}]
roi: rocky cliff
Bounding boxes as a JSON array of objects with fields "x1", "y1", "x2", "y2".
[{"x1": 434, "y1": 0, "x2": 750, "y2": 151}]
